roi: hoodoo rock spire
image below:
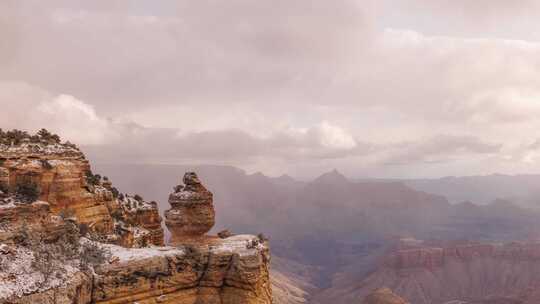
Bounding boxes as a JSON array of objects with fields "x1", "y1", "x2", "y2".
[{"x1": 165, "y1": 172, "x2": 216, "y2": 244}]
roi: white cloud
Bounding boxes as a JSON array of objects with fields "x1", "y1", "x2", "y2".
[
  {"x1": 311, "y1": 121, "x2": 357, "y2": 150},
  {"x1": 0, "y1": 82, "x2": 115, "y2": 145},
  {"x1": 35, "y1": 94, "x2": 112, "y2": 145}
]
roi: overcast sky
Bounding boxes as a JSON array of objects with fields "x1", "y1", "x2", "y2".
[{"x1": 2, "y1": 0, "x2": 540, "y2": 178}]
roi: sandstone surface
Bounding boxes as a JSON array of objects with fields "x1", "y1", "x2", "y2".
[
  {"x1": 0, "y1": 138, "x2": 164, "y2": 247},
  {"x1": 165, "y1": 172, "x2": 216, "y2": 244}
]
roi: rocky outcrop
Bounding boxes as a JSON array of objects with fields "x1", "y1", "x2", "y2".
[
  {"x1": 0, "y1": 143, "x2": 114, "y2": 233},
  {"x1": 0, "y1": 130, "x2": 272, "y2": 304},
  {"x1": 0, "y1": 140, "x2": 164, "y2": 247},
  {"x1": 325, "y1": 240, "x2": 540, "y2": 304},
  {"x1": 165, "y1": 172, "x2": 215, "y2": 244},
  {"x1": 363, "y1": 288, "x2": 409, "y2": 304},
  {"x1": 384, "y1": 242, "x2": 540, "y2": 269},
  {"x1": 1, "y1": 232, "x2": 272, "y2": 304},
  {"x1": 0, "y1": 200, "x2": 66, "y2": 244},
  {"x1": 93, "y1": 235, "x2": 271, "y2": 304},
  {"x1": 5, "y1": 272, "x2": 93, "y2": 304},
  {"x1": 114, "y1": 195, "x2": 164, "y2": 247}
]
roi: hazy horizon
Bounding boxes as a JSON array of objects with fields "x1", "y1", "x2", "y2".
[{"x1": 89, "y1": 157, "x2": 540, "y2": 181}]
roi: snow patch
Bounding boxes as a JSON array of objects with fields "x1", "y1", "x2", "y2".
[
  {"x1": 119, "y1": 195, "x2": 156, "y2": 213},
  {"x1": 99, "y1": 242, "x2": 184, "y2": 263},
  {"x1": 211, "y1": 235, "x2": 266, "y2": 256},
  {"x1": 0, "y1": 246, "x2": 79, "y2": 300}
]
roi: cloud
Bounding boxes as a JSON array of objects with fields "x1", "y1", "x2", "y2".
[
  {"x1": 0, "y1": 82, "x2": 114, "y2": 145},
  {"x1": 35, "y1": 94, "x2": 113, "y2": 145},
  {"x1": 379, "y1": 135, "x2": 502, "y2": 166},
  {"x1": 0, "y1": 0, "x2": 369, "y2": 111},
  {"x1": 308, "y1": 121, "x2": 357, "y2": 150},
  {"x1": 82, "y1": 121, "x2": 368, "y2": 163},
  {"x1": 2, "y1": 2, "x2": 540, "y2": 177}
]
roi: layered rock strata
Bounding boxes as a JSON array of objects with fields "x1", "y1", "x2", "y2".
[
  {"x1": 93, "y1": 235, "x2": 271, "y2": 304},
  {"x1": 332, "y1": 240, "x2": 540, "y2": 304},
  {"x1": 0, "y1": 141, "x2": 163, "y2": 247},
  {"x1": 165, "y1": 172, "x2": 216, "y2": 244},
  {"x1": 0, "y1": 200, "x2": 272, "y2": 304},
  {"x1": 114, "y1": 195, "x2": 164, "y2": 247},
  {"x1": 384, "y1": 242, "x2": 540, "y2": 269},
  {"x1": 0, "y1": 200, "x2": 66, "y2": 245}
]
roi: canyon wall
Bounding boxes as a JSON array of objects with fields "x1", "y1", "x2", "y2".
[
  {"x1": 0, "y1": 141, "x2": 164, "y2": 247},
  {"x1": 316, "y1": 240, "x2": 540, "y2": 304}
]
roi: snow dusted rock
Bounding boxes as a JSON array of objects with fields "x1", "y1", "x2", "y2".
[
  {"x1": 0, "y1": 133, "x2": 272, "y2": 304},
  {"x1": 0, "y1": 167, "x2": 8, "y2": 189},
  {"x1": 92, "y1": 235, "x2": 272, "y2": 304},
  {"x1": 0, "y1": 143, "x2": 115, "y2": 236},
  {"x1": 0, "y1": 244, "x2": 11, "y2": 254},
  {"x1": 0, "y1": 236, "x2": 92, "y2": 304},
  {"x1": 218, "y1": 229, "x2": 233, "y2": 239},
  {"x1": 165, "y1": 172, "x2": 216, "y2": 244},
  {"x1": 0, "y1": 139, "x2": 163, "y2": 247},
  {"x1": 116, "y1": 195, "x2": 164, "y2": 247},
  {"x1": 1, "y1": 214, "x2": 272, "y2": 304},
  {"x1": 0, "y1": 200, "x2": 66, "y2": 245}
]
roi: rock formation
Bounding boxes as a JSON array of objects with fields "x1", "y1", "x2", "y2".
[
  {"x1": 363, "y1": 288, "x2": 409, "y2": 304},
  {"x1": 165, "y1": 172, "x2": 216, "y2": 244},
  {"x1": 0, "y1": 129, "x2": 272, "y2": 304},
  {"x1": 320, "y1": 239, "x2": 540, "y2": 304},
  {"x1": 0, "y1": 135, "x2": 164, "y2": 247},
  {"x1": 1, "y1": 204, "x2": 272, "y2": 304},
  {"x1": 92, "y1": 235, "x2": 271, "y2": 304}
]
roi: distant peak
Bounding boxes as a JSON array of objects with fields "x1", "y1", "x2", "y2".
[
  {"x1": 276, "y1": 174, "x2": 295, "y2": 182},
  {"x1": 313, "y1": 169, "x2": 349, "y2": 184}
]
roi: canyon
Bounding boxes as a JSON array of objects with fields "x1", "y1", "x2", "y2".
[
  {"x1": 3, "y1": 129, "x2": 540, "y2": 304},
  {"x1": 90, "y1": 162, "x2": 540, "y2": 304}
]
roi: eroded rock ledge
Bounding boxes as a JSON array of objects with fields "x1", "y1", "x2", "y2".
[
  {"x1": 384, "y1": 241, "x2": 540, "y2": 269},
  {"x1": 93, "y1": 235, "x2": 271, "y2": 304},
  {"x1": 351, "y1": 238, "x2": 540, "y2": 304},
  {"x1": 0, "y1": 202, "x2": 271, "y2": 304},
  {"x1": 0, "y1": 139, "x2": 164, "y2": 247}
]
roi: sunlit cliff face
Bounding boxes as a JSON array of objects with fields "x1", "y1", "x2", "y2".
[{"x1": 2, "y1": 1, "x2": 540, "y2": 178}]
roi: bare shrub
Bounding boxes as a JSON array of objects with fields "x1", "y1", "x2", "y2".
[{"x1": 15, "y1": 179, "x2": 40, "y2": 203}]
